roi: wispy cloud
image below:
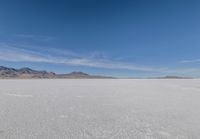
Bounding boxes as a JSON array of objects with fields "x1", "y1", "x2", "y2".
[
  {"x1": 14, "y1": 34, "x2": 55, "y2": 42},
  {"x1": 0, "y1": 43, "x2": 166, "y2": 72},
  {"x1": 180, "y1": 59, "x2": 200, "y2": 64},
  {"x1": 1, "y1": 43, "x2": 200, "y2": 76}
]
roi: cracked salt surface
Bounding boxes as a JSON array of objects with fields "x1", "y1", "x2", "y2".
[{"x1": 0, "y1": 79, "x2": 200, "y2": 139}]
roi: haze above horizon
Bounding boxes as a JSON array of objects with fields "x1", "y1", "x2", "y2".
[{"x1": 0, "y1": 0, "x2": 200, "y2": 77}]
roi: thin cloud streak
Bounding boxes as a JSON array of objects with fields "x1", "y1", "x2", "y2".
[
  {"x1": 1, "y1": 44, "x2": 200, "y2": 76},
  {"x1": 181, "y1": 59, "x2": 200, "y2": 64},
  {"x1": 0, "y1": 44, "x2": 166, "y2": 72},
  {"x1": 14, "y1": 34, "x2": 55, "y2": 42}
]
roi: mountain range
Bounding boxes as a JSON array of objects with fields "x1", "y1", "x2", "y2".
[
  {"x1": 0, "y1": 66, "x2": 193, "y2": 79},
  {"x1": 0, "y1": 66, "x2": 113, "y2": 79}
]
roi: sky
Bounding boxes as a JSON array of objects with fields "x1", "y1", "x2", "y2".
[{"x1": 0, "y1": 0, "x2": 200, "y2": 77}]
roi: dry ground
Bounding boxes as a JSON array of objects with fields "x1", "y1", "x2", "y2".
[{"x1": 0, "y1": 79, "x2": 200, "y2": 139}]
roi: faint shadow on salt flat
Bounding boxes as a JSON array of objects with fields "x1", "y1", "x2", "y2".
[{"x1": 5, "y1": 93, "x2": 33, "y2": 98}]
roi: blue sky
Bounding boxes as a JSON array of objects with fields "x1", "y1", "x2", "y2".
[{"x1": 0, "y1": 0, "x2": 200, "y2": 77}]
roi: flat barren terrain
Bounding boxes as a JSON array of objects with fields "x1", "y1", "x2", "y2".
[{"x1": 0, "y1": 79, "x2": 200, "y2": 139}]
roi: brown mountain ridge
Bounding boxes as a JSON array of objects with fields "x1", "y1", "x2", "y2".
[{"x1": 0, "y1": 66, "x2": 113, "y2": 79}]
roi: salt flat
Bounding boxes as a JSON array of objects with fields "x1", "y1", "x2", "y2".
[{"x1": 0, "y1": 79, "x2": 200, "y2": 139}]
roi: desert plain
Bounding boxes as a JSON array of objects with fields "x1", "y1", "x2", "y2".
[{"x1": 0, "y1": 79, "x2": 200, "y2": 139}]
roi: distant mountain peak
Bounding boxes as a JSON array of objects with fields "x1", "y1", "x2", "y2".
[
  {"x1": 68, "y1": 71, "x2": 89, "y2": 76},
  {"x1": 0, "y1": 66, "x2": 112, "y2": 79},
  {"x1": 19, "y1": 67, "x2": 33, "y2": 71}
]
